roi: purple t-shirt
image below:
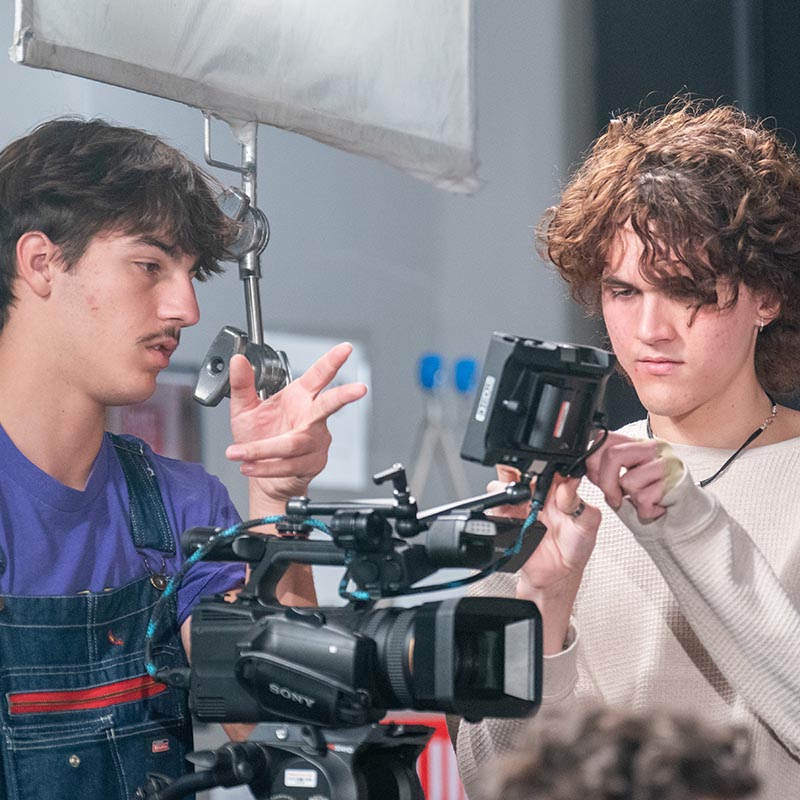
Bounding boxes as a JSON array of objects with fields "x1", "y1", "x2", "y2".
[{"x1": 0, "y1": 425, "x2": 245, "y2": 624}]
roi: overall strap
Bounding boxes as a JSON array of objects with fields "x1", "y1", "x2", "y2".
[{"x1": 108, "y1": 433, "x2": 176, "y2": 555}]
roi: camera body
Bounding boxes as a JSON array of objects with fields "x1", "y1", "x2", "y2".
[{"x1": 189, "y1": 594, "x2": 541, "y2": 726}]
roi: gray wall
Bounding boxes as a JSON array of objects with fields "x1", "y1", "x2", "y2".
[{"x1": 0, "y1": 0, "x2": 596, "y2": 511}]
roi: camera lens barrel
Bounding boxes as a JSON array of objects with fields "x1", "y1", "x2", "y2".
[{"x1": 350, "y1": 596, "x2": 542, "y2": 720}]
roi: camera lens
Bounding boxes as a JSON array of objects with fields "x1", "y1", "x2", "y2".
[
  {"x1": 332, "y1": 596, "x2": 541, "y2": 719},
  {"x1": 356, "y1": 602, "x2": 505, "y2": 713},
  {"x1": 357, "y1": 608, "x2": 417, "y2": 709},
  {"x1": 453, "y1": 629, "x2": 502, "y2": 693}
]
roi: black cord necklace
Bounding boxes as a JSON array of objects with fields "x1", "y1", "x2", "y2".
[{"x1": 646, "y1": 396, "x2": 778, "y2": 488}]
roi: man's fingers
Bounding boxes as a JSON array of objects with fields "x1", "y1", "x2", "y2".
[
  {"x1": 297, "y1": 342, "x2": 355, "y2": 397},
  {"x1": 310, "y1": 382, "x2": 368, "y2": 422},
  {"x1": 228, "y1": 353, "x2": 260, "y2": 415},
  {"x1": 594, "y1": 438, "x2": 682, "y2": 517},
  {"x1": 496, "y1": 464, "x2": 521, "y2": 484},
  {"x1": 618, "y1": 458, "x2": 669, "y2": 497},
  {"x1": 236, "y1": 454, "x2": 323, "y2": 478},
  {"x1": 552, "y1": 477, "x2": 580, "y2": 514},
  {"x1": 594, "y1": 439, "x2": 661, "y2": 508},
  {"x1": 622, "y1": 480, "x2": 667, "y2": 521},
  {"x1": 226, "y1": 430, "x2": 322, "y2": 463}
]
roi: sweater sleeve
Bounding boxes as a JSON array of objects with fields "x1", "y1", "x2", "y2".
[{"x1": 616, "y1": 467, "x2": 800, "y2": 758}]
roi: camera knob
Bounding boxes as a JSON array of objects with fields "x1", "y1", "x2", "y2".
[
  {"x1": 381, "y1": 558, "x2": 404, "y2": 590},
  {"x1": 350, "y1": 560, "x2": 380, "y2": 585}
]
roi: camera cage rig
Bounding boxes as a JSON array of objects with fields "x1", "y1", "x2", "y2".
[
  {"x1": 179, "y1": 460, "x2": 538, "y2": 607},
  {"x1": 139, "y1": 332, "x2": 616, "y2": 799},
  {"x1": 181, "y1": 331, "x2": 618, "y2": 604}
]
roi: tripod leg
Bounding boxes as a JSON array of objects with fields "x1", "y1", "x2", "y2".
[
  {"x1": 439, "y1": 426, "x2": 472, "y2": 498},
  {"x1": 408, "y1": 421, "x2": 437, "y2": 497}
]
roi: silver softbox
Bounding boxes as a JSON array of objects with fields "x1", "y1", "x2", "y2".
[{"x1": 12, "y1": 0, "x2": 477, "y2": 193}]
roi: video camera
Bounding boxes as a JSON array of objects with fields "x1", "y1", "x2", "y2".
[{"x1": 140, "y1": 333, "x2": 615, "y2": 800}]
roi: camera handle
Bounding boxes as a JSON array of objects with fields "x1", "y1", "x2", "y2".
[
  {"x1": 286, "y1": 462, "x2": 537, "y2": 539},
  {"x1": 249, "y1": 465, "x2": 541, "y2": 604},
  {"x1": 137, "y1": 723, "x2": 432, "y2": 800},
  {"x1": 416, "y1": 473, "x2": 534, "y2": 523},
  {"x1": 177, "y1": 460, "x2": 550, "y2": 612},
  {"x1": 135, "y1": 741, "x2": 272, "y2": 800}
]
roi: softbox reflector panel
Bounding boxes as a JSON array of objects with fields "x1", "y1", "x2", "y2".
[{"x1": 12, "y1": 0, "x2": 478, "y2": 193}]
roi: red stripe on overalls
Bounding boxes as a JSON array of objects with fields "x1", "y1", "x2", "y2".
[{"x1": 8, "y1": 674, "x2": 167, "y2": 714}]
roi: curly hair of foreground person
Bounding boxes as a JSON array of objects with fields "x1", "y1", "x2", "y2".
[
  {"x1": 484, "y1": 705, "x2": 759, "y2": 800},
  {"x1": 539, "y1": 97, "x2": 800, "y2": 396}
]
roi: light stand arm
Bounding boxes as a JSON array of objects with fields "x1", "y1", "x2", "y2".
[
  {"x1": 235, "y1": 120, "x2": 265, "y2": 350},
  {"x1": 194, "y1": 114, "x2": 290, "y2": 405}
]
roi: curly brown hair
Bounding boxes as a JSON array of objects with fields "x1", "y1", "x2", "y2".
[
  {"x1": 485, "y1": 705, "x2": 758, "y2": 800},
  {"x1": 539, "y1": 97, "x2": 800, "y2": 396}
]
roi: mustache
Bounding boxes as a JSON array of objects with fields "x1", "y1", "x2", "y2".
[{"x1": 137, "y1": 327, "x2": 181, "y2": 347}]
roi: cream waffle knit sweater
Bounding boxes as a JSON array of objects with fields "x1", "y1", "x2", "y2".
[{"x1": 455, "y1": 420, "x2": 800, "y2": 799}]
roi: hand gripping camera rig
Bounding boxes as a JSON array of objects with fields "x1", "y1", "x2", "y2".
[{"x1": 138, "y1": 332, "x2": 616, "y2": 800}]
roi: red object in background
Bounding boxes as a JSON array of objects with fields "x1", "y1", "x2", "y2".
[
  {"x1": 385, "y1": 714, "x2": 467, "y2": 800},
  {"x1": 106, "y1": 370, "x2": 202, "y2": 462},
  {"x1": 114, "y1": 405, "x2": 165, "y2": 454}
]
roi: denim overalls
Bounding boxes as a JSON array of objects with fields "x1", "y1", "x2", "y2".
[{"x1": 0, "y1": 435, "x2": 193, "y2": 800}]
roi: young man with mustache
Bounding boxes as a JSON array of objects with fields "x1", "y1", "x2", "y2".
[{"x1": 0, "y1": 118, "x2": 366, "y2": 799}]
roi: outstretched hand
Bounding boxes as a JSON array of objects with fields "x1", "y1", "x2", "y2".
[{"x1": 225, "y1": 343, "x2": 368, "y2": 508}]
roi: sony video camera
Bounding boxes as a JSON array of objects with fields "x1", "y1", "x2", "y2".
[{"x1": 143, "y1": 332, "x2": 615, "y2": 800}]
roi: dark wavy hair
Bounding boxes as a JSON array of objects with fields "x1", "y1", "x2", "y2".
[
  {"x1": 539, "y1": 97, "x2": 800, "y2": 395},
  {"x1": 0, "y1": 117, "x2": 236, "y2": 332},
  {"x1": 486, "y1": 705, "x2": 758, "y2": 800}
]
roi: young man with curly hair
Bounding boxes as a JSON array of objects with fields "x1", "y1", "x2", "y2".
[
  {"x1": 0, "y1": 118, "x2": 366, "y2": 799},
  {"x1": 454, "y1": 100, "x2": 800, "y2": 799}
]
